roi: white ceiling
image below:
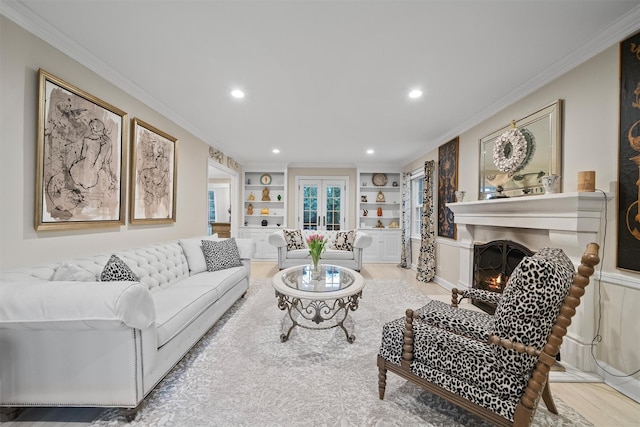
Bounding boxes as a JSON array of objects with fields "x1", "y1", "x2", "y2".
[{"x1": 3, "y1": 1, "x2": 640, "y2": 169}]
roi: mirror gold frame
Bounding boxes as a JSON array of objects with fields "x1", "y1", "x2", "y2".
[{"x1": 479, "y1": 99, "x2": 563, "y2": 200}]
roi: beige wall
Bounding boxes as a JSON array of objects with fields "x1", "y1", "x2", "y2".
[
  {"x1": 0, "y1": 16, "x2": 212, "y2": 268},
  {"x1": 404, "y1": 45, "x2": 640, "y2": 387}
]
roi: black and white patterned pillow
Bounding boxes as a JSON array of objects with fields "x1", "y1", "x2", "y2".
[
  {"x1": 201, "y1": 238, "x2": 243, "y2": 272},
  {"x1": 283, "y1": 229, "x2": 305, "y2": 250},
  {"x1": 333, "y1": 230, "x2": 355, "y2": 251},
  {"x1": 100, "y1": 255, "x2": 138, "y2": 282}
]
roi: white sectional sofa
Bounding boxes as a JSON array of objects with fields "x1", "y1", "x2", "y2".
[
  {"x1": 0, "y1": 235, "x2": 255, "y2": 417},
  {"x1": 268, "y1": 229, "x2": 372, "y2": 271}
]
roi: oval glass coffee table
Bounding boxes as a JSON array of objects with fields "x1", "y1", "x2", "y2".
[{"x1": 272, "y1": 264, "x2": 365, "y2": 343}]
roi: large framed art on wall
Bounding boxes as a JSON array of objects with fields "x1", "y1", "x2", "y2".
[
  {"x1": 130, "y1": 118, "x2": 178, "y2": 224},
  {"x1": 35, "y1": 69, "x2": 127, "y2": 230},
  {"x1": 617, "y1": 31, "x2": 640, "y2": 273}
]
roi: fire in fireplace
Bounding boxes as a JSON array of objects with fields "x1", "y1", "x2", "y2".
[{"x1": 472, "y1": 240, "x2": 534, "y2": 313}]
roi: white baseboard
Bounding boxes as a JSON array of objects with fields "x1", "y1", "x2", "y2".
[{"x1": 594, "y1": 361, "x2": 640, "y2": 403}]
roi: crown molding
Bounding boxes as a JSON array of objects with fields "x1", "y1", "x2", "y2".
[
  {"x1": 0, "y1": 0, "x2": 228, "y2": 160},
  {"x1": 402, "y1": 4, "x2": 640, "y2": 166}
]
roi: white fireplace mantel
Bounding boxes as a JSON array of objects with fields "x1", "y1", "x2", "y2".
[
  {"x1": 447, "y1": 191, "x2": 610, "y2": 235},
  {"x1": 447, "y1": 191, "x2": 611, "y2": 372}
]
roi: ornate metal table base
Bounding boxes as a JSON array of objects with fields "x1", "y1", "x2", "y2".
[{"x1": 275, "y1": 290, "x2": 362, "y2": 343}]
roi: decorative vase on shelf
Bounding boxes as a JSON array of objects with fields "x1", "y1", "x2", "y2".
[{"x1": 541, "y1": 174, "x2": 561, "y2": 194}]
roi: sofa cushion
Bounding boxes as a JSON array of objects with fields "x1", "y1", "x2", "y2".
[
  {"x1": 179, "y1": 235, "x2": 220, "y2": 275},
  {"x1": 286, "y1": 249, "x2": 312, "y2": 260},
  {"x1": 322, "y1": 249, "x2": 354, "y2": 260},
  {"x1": 152, "y1": 286, "x2": 220, "y2": 347},
  {"x1": 174, "y1": 266, "x2": 248, "y2": 298},
  {"x1": 100, "y1": 255, "x2": 138, "y2": 282},
  {"x1": 333, "y1": 230, "x2": 355, "y2": 251},
  {"x1": 52, "y1": 262, "x2": 96, "y2": 282},
  {"x1": 283, "y1": 229, "x2": 305, "y2": 250},
  {"x1": 202, "y1": 238, "x2": 243, "y2": 271}
]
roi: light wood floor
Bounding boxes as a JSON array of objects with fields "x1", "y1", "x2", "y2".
[{"x1": 4, "y1": 262, "x2": 639, "y2": 426}]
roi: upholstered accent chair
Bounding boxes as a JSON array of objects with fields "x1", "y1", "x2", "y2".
[{"x1": 378, "y1": 243, "x2": 600, "y2": 427}]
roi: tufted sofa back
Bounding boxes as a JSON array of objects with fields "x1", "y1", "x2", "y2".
[
  {"x1": 1, "y1": 242, "x2": 190, "y2": 293},
  {"x1": 298, "y1": 230, "x2": 346, "y2": 248}
]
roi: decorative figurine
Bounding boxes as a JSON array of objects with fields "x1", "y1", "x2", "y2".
[
  {"x1": 262, "y1": 187, "x2": 271, "y2": 201},
  {"x1": 363, "y1": 209, "x2": 368, "y2": 216},
  {"x1": 248, "y1": 192, "x2": 255, "y2": 201},
  {"x1": 247, "y1": 204, "x2": 253, "y2": 215}
]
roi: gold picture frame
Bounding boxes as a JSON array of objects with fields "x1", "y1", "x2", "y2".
[
  {"x1": 479, "y1": 100, "x2": 563, "y2": 199},
  {"x1": 35, "y1": 69, "x2": 128, "y2": 230},
  {"x1": 130, "y1": 118, "x2": 178, "y2": 224}
]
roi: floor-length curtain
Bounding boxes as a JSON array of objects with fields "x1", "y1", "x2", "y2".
[
  {"x1": 398, "y1": 172, "x2": 412, "y2": 268},
  {"x1": 416, "y1": 161, "x2": 436, "y2": 282}
]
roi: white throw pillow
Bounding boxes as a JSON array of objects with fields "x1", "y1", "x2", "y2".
[
  {"x1": 179, "y1": 234, "x2": 219, "y2": 275},
  {"x1": 52, "y1": 262, "x2": 96, "y2": 282}
]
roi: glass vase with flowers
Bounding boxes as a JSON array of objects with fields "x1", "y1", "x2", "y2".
[{"x1": 307, "y1": 233, "x2": 326, "y2": 278}]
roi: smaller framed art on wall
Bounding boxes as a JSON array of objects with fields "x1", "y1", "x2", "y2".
[{"x1": 130, "y1": 118, "x2": 178, "y2": 224}]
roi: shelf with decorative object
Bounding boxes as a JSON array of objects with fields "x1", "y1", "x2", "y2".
[
  {"x1": 242, "y1": 170, "x2": 287, "y2": 231},
  {"x1": 357, "y1": 170, "x2": 401, "y2": 262}
]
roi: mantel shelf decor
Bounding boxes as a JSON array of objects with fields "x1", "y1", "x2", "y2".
[{"x1": 480, "y1": 100, "x2": 563, "y2": 200}]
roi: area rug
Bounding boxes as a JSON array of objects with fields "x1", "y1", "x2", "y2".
[{"x1": 90, "y1": 278, "x2": 593, "y2": 427}]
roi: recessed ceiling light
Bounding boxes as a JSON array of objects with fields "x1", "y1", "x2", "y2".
[
  {"x1": 231, "y1": 89, "x2": 245, "y2": 99},
  {"x1": 272, "y1": 148, "x2": 280, "y2": 154},
  {"x1": 408, "y1": 89, "x2": 423, "y2": 99},
  {"x1": 366, "y1": 149, "x2": 374, "y2": 155}
]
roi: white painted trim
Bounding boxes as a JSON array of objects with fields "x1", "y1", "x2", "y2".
[
  {"x1": 594, "y1": 361, "x2": 640, "y2": 403},
  {"x1": 401, "y1": 5, "x2": 640, "y2": 164},
  {"x1": 598, "y1": 271, "x2": 640, "y2": 291}
]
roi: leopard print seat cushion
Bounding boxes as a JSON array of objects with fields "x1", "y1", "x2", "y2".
[
  {"x1": 379, "y1": 317, "x2": 527, "y2": 422},
  {"x1": 418, "y1": 300, "x2": 494, "y2": 341}
]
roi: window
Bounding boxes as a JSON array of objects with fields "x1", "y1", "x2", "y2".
[
  {"x1": 207, "y1": 190, "x2": 216, "y2": 235},
  {"x1": 411, "y1": 173, "x2": 424, "y2": 237}
]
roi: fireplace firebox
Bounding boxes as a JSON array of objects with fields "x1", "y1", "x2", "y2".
[{"x1": 472, "y1": 240, "x2": 534, "y2": 313}]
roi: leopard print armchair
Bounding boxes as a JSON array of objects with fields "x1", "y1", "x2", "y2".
[{"x1": 377, "y1": 243, "x2": 600, "y2": 427}]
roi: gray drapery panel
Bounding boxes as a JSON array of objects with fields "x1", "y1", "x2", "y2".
[
  {"x1": 416, "y1": 161, "x2": 436, "y2": 282},
  {"x1": 398, "y1": 172, "x2": 412, "y2": 268}
]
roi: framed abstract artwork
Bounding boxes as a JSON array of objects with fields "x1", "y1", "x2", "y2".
[
  {"x1": 35, "y1": 69, "x2": 127, "y2": 230},
  {"x1": 438, "y1": 137, "x2": 459, "y2": 239},
  {"x1": 617, "y1": 31, "x2": 640, "y2": 272},
  {"x1": 130, "y1": 118, "x2": 178, "y2": 224}
]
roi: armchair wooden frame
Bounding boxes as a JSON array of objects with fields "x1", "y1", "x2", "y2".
[{"x1": 377, "y1": 243, "x2": 600, "y2": 427}]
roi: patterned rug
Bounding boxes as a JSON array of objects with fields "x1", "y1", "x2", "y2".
[{"x1": 90, "y1": 278, "x2": 593, "y2": 427}]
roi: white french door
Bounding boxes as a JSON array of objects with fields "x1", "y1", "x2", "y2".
[{"x1": 297, "y1": 179, "x2": 347, "y2": 231}]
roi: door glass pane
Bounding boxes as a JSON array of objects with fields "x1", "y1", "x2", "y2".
[
  {"x1": 302, "y1": 185, "x2": 318, "y2": 230},
  {"x1": 325, "y1": 184, "x2": 341, "y2": 231}
]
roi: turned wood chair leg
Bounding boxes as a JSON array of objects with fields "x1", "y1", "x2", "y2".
[
  {"x1": 541, "y1": 381, "x2": 558, "y2": 414},
  {"x1": 377, "y1": 356, "x2": 387, "y2": 400}
]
